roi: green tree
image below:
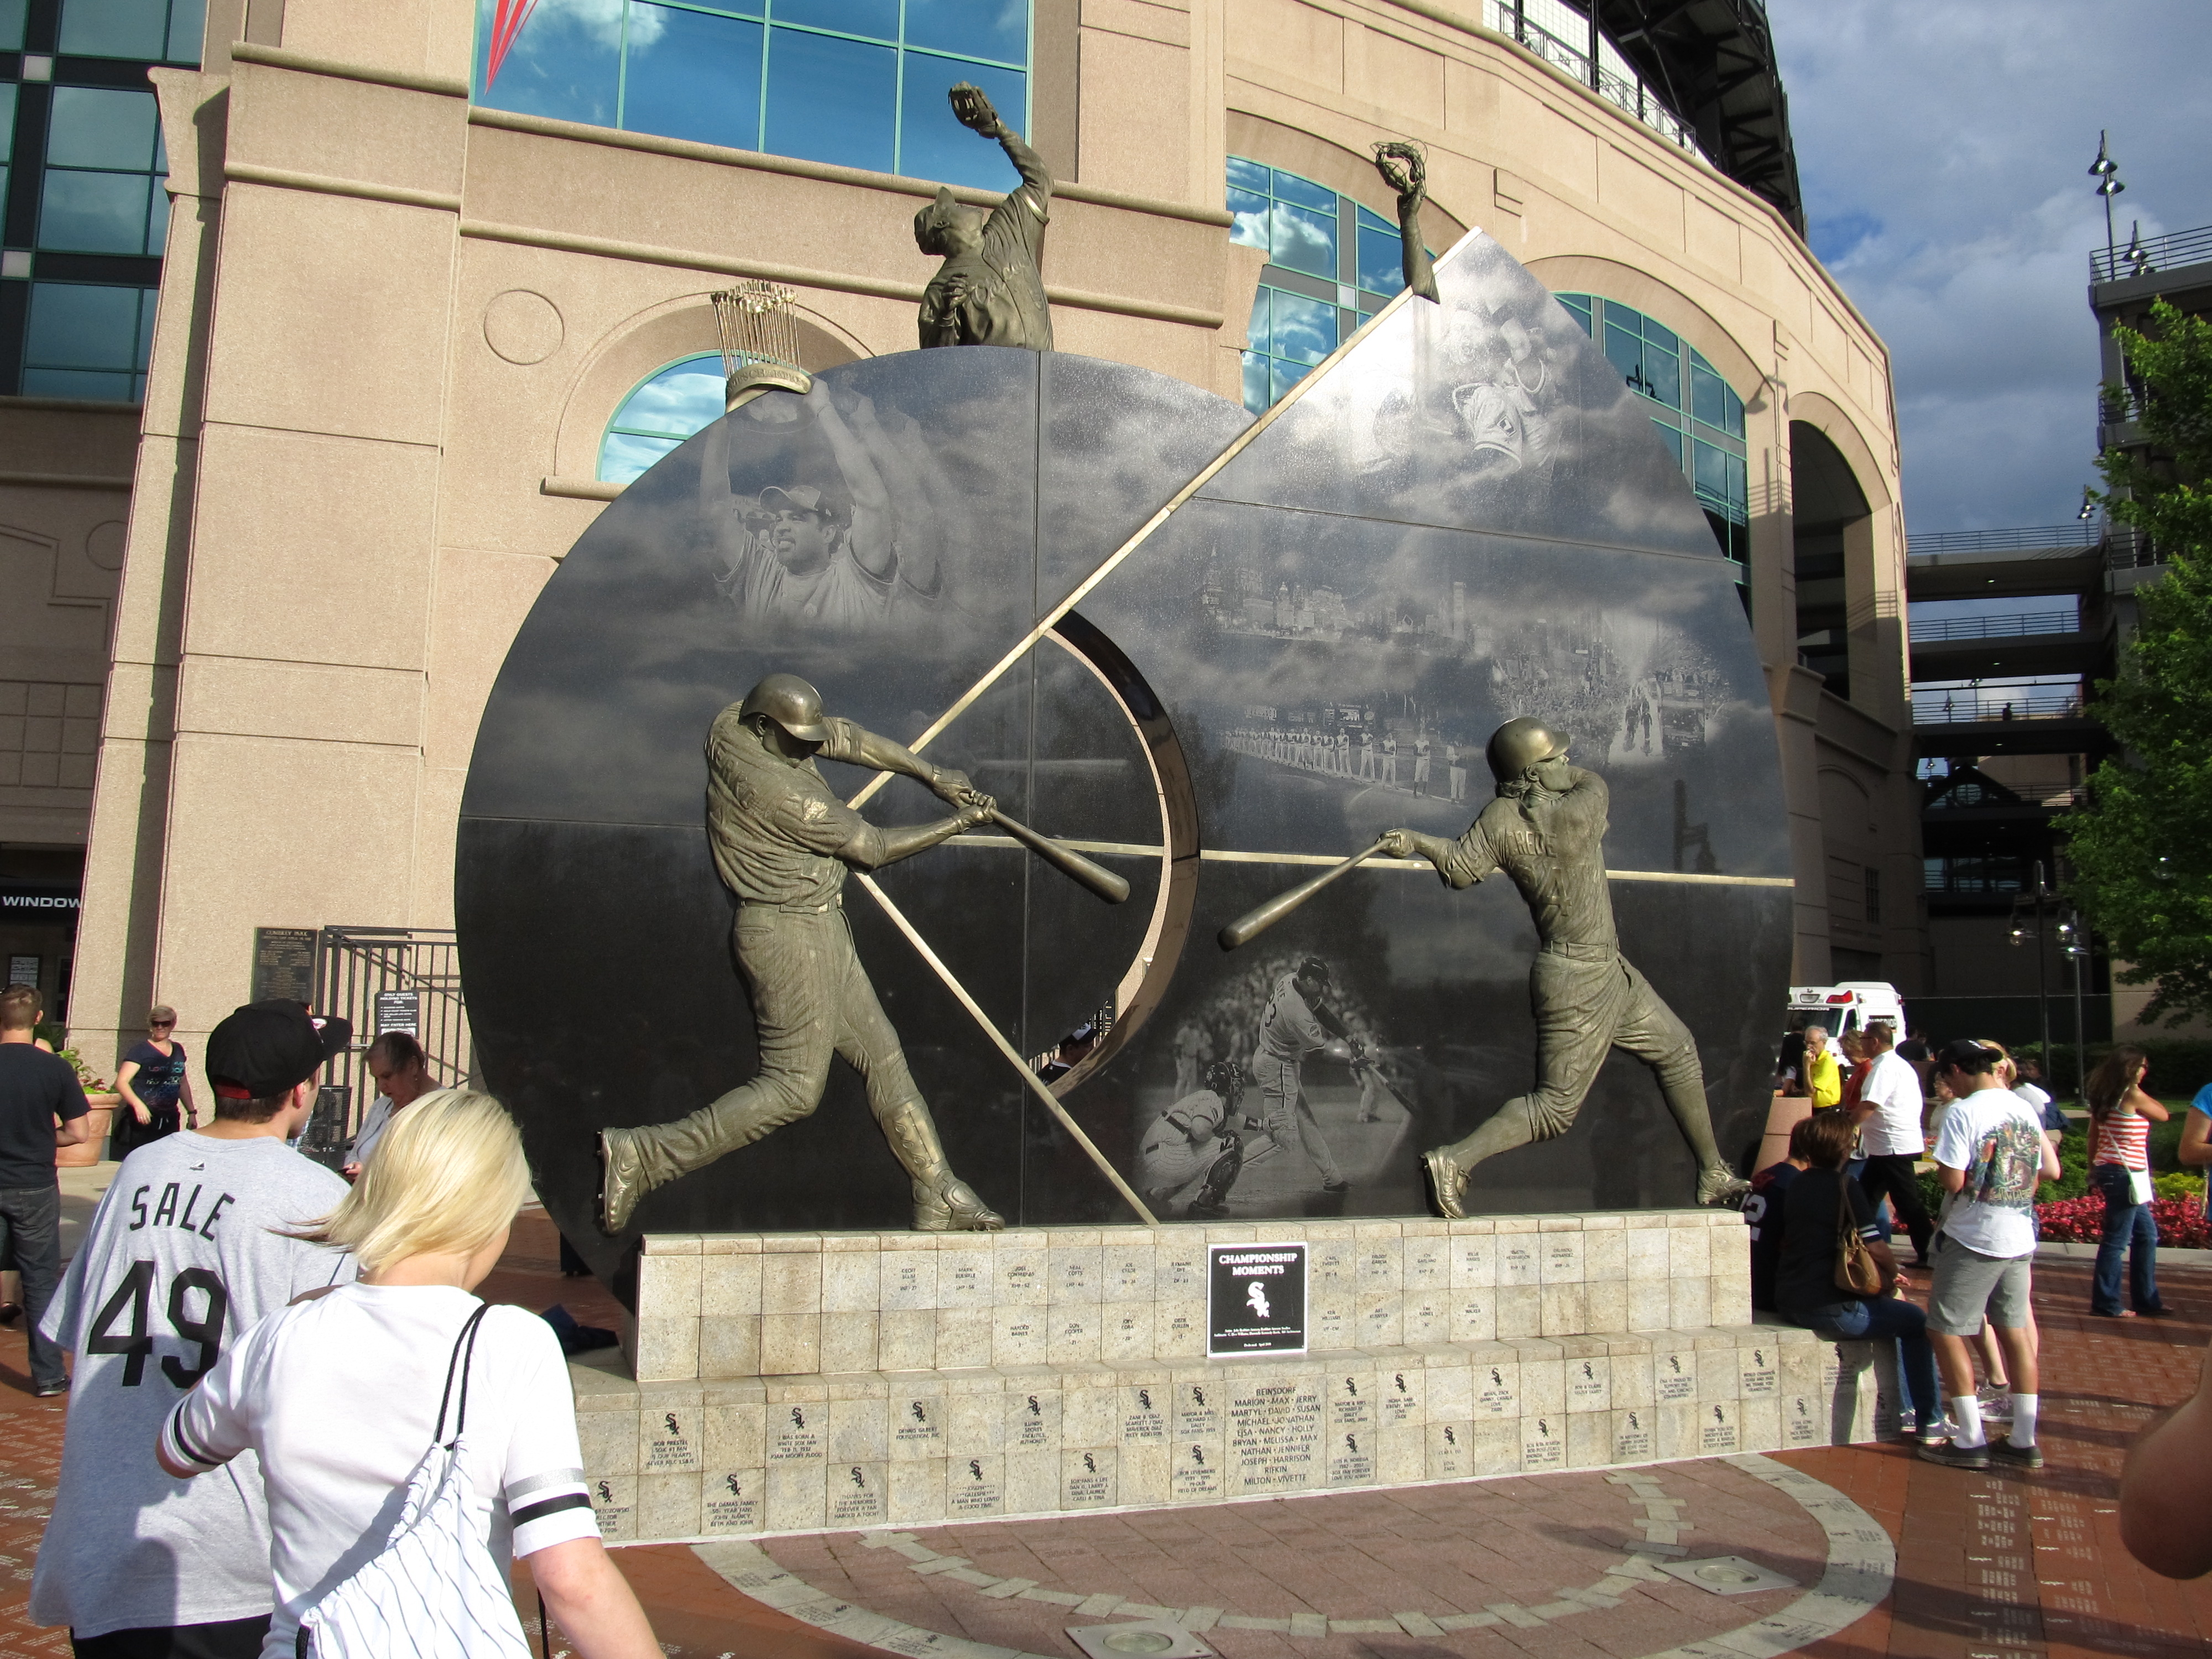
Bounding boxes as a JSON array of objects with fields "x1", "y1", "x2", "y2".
[{"x1": 2062, "y1": 300, "x2": 2212, "y2": 1024}]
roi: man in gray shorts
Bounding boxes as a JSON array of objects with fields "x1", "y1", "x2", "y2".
[{"x1": 1919, "y1": 1038, "x2": 2060, "y2": 1470}]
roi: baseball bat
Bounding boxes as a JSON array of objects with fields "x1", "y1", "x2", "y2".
[
  {"x1": 984, "y1": 808, "x2": 1131, "y2": 904},
  {"x1": 1218, "y1": 837, "x2": 1390, "y2": 950}
]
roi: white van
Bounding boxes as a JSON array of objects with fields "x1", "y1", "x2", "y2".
[{"x1": 1788, "y1": 982, "x2": 1908, "y2": 1038}]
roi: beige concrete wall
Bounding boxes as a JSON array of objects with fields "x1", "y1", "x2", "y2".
[{"x1": 66, "y1": 0, "x2": 1915, "y2": 1070}]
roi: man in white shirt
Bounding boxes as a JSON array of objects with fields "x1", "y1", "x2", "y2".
[
  {"x1": 1846, "y1": 1021, "x2": 1934, "y2": 1265},
  {"x1": 1917, "y1": 1038, "x2": 2060, "y2": 1473},
  {"x1": 33, "y1": 999, "x2": 356, "y2": 1658}
]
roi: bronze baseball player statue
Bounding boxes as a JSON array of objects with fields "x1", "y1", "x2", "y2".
[
  {"x1": 913, "y1": 83, "x2": 1053, "y2": 352},
  {"x1": 598, "y1": 674, "x2": 1004, "y2": 1233},
  {"x1": 1378, "y1": 717, "x2": 1751, "y2": 1215}
]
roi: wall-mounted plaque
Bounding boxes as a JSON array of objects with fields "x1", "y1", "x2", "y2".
[
  {"x1": 7, "y1": 955, "x2": 38, "y2": 988},
  {"x1": 375, "y1": 989, "x2": 422, "y2": 1035},
  {"x1": 251, "y1": 927, "x2": 316, "y2": 1004},
  {"x1": 1208, "y1": 1243, "x2": 1307, "y2": 1357}
]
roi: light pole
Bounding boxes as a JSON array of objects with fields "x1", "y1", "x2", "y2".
[
  {"x1": 2059, "y1": 910, "x2": 2090, "y2": 1105},
  {"x1": 2008, "y1": 861, "x2": 2053, "y2": 1079},
  {"x1": 2090, "y1": 131, "x2": 2126, "y2": 276}
]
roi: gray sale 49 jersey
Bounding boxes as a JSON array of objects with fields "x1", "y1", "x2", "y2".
[{"x1": 32, "y1": 1133, "x2": 355, "y2": 1640}]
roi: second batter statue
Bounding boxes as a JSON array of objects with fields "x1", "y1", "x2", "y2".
[
  {"x1": 598, "y1": 674, "x2": 1005, "y2": 1234},
  {"x1": 1379, "y1": 717, "x2": 1752, "y2": 1215}
]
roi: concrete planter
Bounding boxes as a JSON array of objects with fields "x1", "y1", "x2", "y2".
[{"x1": 60, "y1": 1094, "x2": 119, "y2": 1167}]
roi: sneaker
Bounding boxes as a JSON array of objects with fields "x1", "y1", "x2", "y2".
[
  {"x1": 1977, "y1": 1389, "x2": 2013, "y2": 1421},
  {"x1": 1987, "y1": 1438, "x2": 2043, "y2": 1470},
  {"x1": 1917, "y1": 1439, "x2": 1990, "y2": 1470},
  {"x1": 33, "y1": 1380, "x2": 69, "y2": 1399}
]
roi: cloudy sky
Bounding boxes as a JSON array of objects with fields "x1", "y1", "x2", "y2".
[{"x1": 1766, "y1": 1, "x2": 2212, "y2": 535}]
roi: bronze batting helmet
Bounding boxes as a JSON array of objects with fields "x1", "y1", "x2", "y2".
[
  {"x1": 1485, "y1": 716, "x2": 1569, "y2": 782},
  {"x1": 738, "y1": 674, "x2": 830, "y2": 743}
]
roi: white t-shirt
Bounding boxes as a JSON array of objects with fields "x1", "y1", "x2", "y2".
[
  {"x1": 161, "y1": 1285, "x2": 598, "y2": 1659},
  {"x1": 32, "y1": 1133, "x2": 355, "y2": 1639},
  {"x1": 1933, "y1": 1087, "x2": 2048, "y2": 1259},
  {"x1": 1855, "y1": 1049, "x2": 1926, "y2": 1156}
]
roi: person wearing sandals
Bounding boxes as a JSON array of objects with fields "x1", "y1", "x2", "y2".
[
  {"x1": 158, "y1": 1089, "x2": 660, "y2": 1659},
  {"x1": 1770, "y1": 1110, "x2": 1946, "y2": 1451},
  {"x1": 2085, "y1": 1045, "x2": 2171, "y2": 1319},
  {"x1": 1919, "y1": 1039, "x2": 2059, "y2": 1470}
]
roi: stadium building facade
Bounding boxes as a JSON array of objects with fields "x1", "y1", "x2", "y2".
[{"x1": 0, "y1": 0, "x2": 1916, "y2": 1068}]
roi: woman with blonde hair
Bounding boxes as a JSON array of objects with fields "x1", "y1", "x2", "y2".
[{"x1": 158, "y1": 1090, "x2": 660, "y2": 1658}]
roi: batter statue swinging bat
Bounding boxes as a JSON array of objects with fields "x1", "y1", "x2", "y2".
[
  {"x1": 1377, "y1": 717, "x2": 1753, "y2": 1215},
  {"x1": 598, "y1": 674, "x2": 1015, "y2": 1234}
]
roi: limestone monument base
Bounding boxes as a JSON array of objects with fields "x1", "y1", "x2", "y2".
[{"x1": 572, "y1": 1215, "x2": 1901, "y2": 1543}]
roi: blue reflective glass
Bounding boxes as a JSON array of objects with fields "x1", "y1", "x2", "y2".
[
  {"x1": 899, "y1": 58, "x2": 1024, "y2": 190},
  {"x1": 22, "y1": 368, "x2": 137, "y2": 399},
  {"x1": 0, "y1": 85, "x2": 15, "y2": 163},
  {"x1": 1267, "y1": 202, "x2": 1334, "y2": 278},
  {"x1": 476, "y1": 0, "x2": 620, "y2": 128},
  {"x1": 58, "y1": 0, "x2": 167, "y2": 56},
  {"x1": 1227, "y1": 156, "x2": 1267, "y2": 194},
  {"x1": 771, "y1": 0, "x2": 896, "y2": 41},
  {"x1": 622, "y1": 4, "x2": 763, "y2": 150},
  {"x1": 763, "y1": 29, "x2": 895, "y2": 171},
  {"x1": 1638, "y1": 314, "x2": 1677, "y2": 353},
  {"x1": 1271, "y1": 169, "x2": 1332, "y2": 213},
  {"x1": 168, "y1": 0, "x2": 205, "y2": 62},
  {"x1": 1356, "y1": 202, "x2": 1392, "y2": 234},
  {"x1": 1356, "y1": 223, "x2": 1402, "y2": 296},
  {"x1": 599, "y1": 430, "x2": 685, "y2": 486},
  {"x1": 1692, "y1": 436, "x2": 1729, "y2": 502},
  {"x1": 1245, "y1": 288, "x2": 1269, "y2": 354},
  {"x1": 1272, "y1": 357, "x2": 1311, "y2": 401},
  {"x1": 1604, "y1": 321, "x2": 1642, "y2": 386},
  {"x1": 47, "y1": 86, "x2": 160, "y2": 169},
  {"x1": 608, "y1": 355, "x2": 727, "y2": 437},
  {"x1": 1651, "y1": 421, "x2": 1683, "y2": 467},
  {"x1": 1227, "y1": 186, "x2": 1269, "y2": 250},
  {"x1": 904, "y1": 0, "x2": 1027, "y2": 65},
  {"x1": 1690, "y1": 357, "x2": 1726, "y2": 430},
  {"x1": 1643, "y1": 339, "x2": 1680, "y2": 408},
  {"x1": 25, "y1": 282, "x2": 145, "y2": 371},
  {"x1": 1241, "y1": 351, "x2": 1269, "y2": 414},
  {"x1": 1268, "y1": 288, "x2": 1334, "y2": 365},
  {"x1": 1558, "y1": 293, "x2": 1592, "y2": 335},
  {"x1": 1726, "y1": 450, "x2": 1747, "y2": 513},
  {"x1": 138, "y1": 287, "x2": 158, "y2": 366},
  {"x1": 147, "y1": 170, "x2": 170, "y2": 249},
  {"x1": 0, "y1": 0, "x2": 23, "y2": 49},
  {"x1": 39, "y1": 170, "x2": 154, "y2": 253}
]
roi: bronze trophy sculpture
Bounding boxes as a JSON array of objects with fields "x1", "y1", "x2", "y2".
[
  {"x1": 598, "y1": 674, "x2": 1008, "y2": 1233},
  {"x1": 914, "y1": 83, "x2": 1055, "y2": 351},
  {"x1": 1376, "y1": 718, "x2": 1752, "y2": 1214},
  {"x1": 1372, "y1": 140, "x2": 1439, "y2": 305}
]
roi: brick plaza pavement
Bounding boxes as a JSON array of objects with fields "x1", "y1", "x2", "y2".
[{"x1": 2, "y1": 1214, "x2": 2210, "y2": 1658}]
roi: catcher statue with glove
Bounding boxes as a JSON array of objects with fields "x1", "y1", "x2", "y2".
[{"x1": 913, "y1": 83, "x2": 1054, "y2": 352}]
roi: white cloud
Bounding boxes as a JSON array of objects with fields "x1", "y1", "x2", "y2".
[{"x1": 1767, "y1": 0, "x2": 2212, "y2": 531}]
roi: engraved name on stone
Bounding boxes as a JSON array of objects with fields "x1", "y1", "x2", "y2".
[
  {"x1": 1123, "y1": 1387, "x2": 1166, "y2": 1443},
  {"x1": 1066, "y1": 1451, "x2": 1112, "y2": 1506},
  {"x1": 1785, "y1": 1396, "x2": 1820, "y2": 1447},
  {"x1": 1741, "y1": 1348, "x2": 1778, "y2": 1397},
  {"x1": 950, "y1": 1458, "x2": 1003, "y2": 1515},
  {"x1": 1657, "y1": 1354, "x2": 1696, "y2": 1402},
  {"x1": 888, "y1": 1261, "x2": 927, "y2": 1298},
  {"x1": 1700, "y1": 1404, "x2": 1738, "y2": 1452},
  {"x1": 831, "y1": 1465, "x2": 886, "y2": 1524},
  {"x1": 1501, "y1": 1241, "x2": 1539, "y2": 1285},
  {"x1": 1328, "y1": 1428, "x2": 1375, "y2": 1485},
  {"x1": 1569, "y1": 1362, "x2": 1606, "y2": 1406},
  {"x1": 1379, "y1": 1371, "x2": 1419, "y2": 1428},
  {"x1": 1477, "y1": 1365, "x2": 1516, "y2": 1416},
  {"x1": 1522, "y1": 1419, "x2": 1563, "y2": 1469},
  {"x1": 770, "y1": 1406, "x2": 824, "y2": 1463},
  {"x1": 896, "y1": 1400, "x2": 942, "y2": 1449},
  {"x1": 1613, "y1": 1412, "x2": 1652, "y2": 1460},
  {"x1": 1229, "y1": 1381, "x2": 1321, "y2": 1491},
  {"x1": 1176, "y1": 1384, "x2": 1219, "y2": 1441},
  {"x1": 705, "y1": 1471, "x2": 761, "y2": 1531},
  {"x1": 648, "y1": 1410, "x2": 698, "y2": 1470},
  {"x1": 946, "y1": 1258, "x2": 987, "y2": 1300},
  {"x1": 1171, "y1": 1441, "x2": 1220, "y2": 1499},
  {"x1": 1016, "y1": 1394, "x2": 1052, "y2": 1449},
  {"x1": 1329, "y1": 1374, "x2": 1374, "y2": 1432}
]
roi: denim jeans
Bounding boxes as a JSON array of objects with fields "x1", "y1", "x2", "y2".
[
  {"x1": 2091, "y1": 1162, "x2": 2163, "y2": 1316},
  {"x1": 0, "y1": 1184, "x2": 65, "y2": 1390},
  {"x1": 1794, "y1": 1293, "x2": 1942, "y2": 1429},
  {"x1": 1844, "y1": 1156, "x2": 1895, "y2": 1243}
]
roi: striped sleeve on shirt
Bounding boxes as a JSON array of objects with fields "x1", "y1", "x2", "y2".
[
  {"x1": 160, "y1": 1394, "x2": 236, "y2": 1475},
  {"x1": 506, "y1": 1467, "x2": 598, "y2": 1554}
]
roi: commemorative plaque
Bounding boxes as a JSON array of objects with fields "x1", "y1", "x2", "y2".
[{"x1": 1207, "y1": 1242, "x2": 1308, "y2": 1356}]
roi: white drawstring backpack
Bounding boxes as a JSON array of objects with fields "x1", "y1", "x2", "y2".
[{"x1": 297, "y1": 1304, "x2": 535, "y2": 1658}]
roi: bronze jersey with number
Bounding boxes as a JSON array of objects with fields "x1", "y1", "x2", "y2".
[{"x1": 1434, "y1": 769, "x2": 1616, "y2": 953}]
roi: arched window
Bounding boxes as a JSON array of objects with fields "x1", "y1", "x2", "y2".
[
  {"x1": 598, "y1": 354, "x2": 728, "y2": 485},
  {"x1": 1557, "y1": 294, "x2": 1750, "y2": 572},
  {"x1": 474, "y1": 0, "x2": 1032, "y2": 192},
  {"x1": 1229, "y1": 156, "x2": 1412, "y2": 413}
]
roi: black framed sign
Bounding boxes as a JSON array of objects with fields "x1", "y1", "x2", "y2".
[{"x1": 1208, "y1": 1243, "x2": 1307, "y2": 1356}]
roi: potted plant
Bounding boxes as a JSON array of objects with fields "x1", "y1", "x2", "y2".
[{"x1": 57, "y1": 1048, "x2": 117, "y2": 1167}]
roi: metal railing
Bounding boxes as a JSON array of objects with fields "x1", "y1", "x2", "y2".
[
  {"x1": 305, "y1": 927, "x2": 472, "y2": 1152},
  {"x1": 2107, "y1": 523, "x2": 2159, "y2": 570},
  {"x1": 2093, "y1": 222, "x2": 2212, "y2": 284},
  {"x1": 1909, "y1": 609, "x2": 2080, "y2": 644},
  {"x1": 1912, "y1": 688, "x2": 2086, "y2": 726},
  {"x1": 1925, "y1": 780, "x2": 2086, "y2": 812},
  {"x1": 1923, "y1": 862, "x2": 2032, "y2": 895},
  {"x1": 1905, "y1": 523, "x2": 2100, "y2": 557},
  {"x1": 1481, "y1": 0, "x2": 1702, "y2": 158}
]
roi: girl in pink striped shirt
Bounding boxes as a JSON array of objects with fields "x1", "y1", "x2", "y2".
[{"x1": 2086, "y1": 1046, "x2": 2171, "y2": 1318}]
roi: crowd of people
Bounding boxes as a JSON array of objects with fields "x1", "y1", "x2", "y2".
[
  {"x1": 1223, "y1": 722, "x2": 1470, "y2": 802},
  {"x1": 0, "y1": 991, "x2": 661, "y2": 1657}
]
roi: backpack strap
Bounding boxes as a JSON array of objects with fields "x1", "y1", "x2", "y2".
[{"x1": 434, "y1": 1303, "x2": 493, "y2": 1447}]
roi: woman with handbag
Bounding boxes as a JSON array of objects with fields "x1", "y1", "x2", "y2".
[
  {"x1": 2084, "y1": 1045, "x2": 2171, "y2": 1318},
  {"x1": 1771, "y1": 1109, "x2": 1947, "y2": 1447},
  {"x1": 158, "y1": 1089, "x2": 660, "y2": 1658}
]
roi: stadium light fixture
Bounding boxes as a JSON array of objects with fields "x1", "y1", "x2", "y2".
[{"x1": 2090, "y1": 131, "x2": 2126, "y2": 272}]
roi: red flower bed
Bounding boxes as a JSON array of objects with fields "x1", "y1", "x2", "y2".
[{"x1": 2037, "y1": 1194, "x2": 2212, "y2": 1249}]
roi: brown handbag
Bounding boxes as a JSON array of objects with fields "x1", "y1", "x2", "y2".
[{"x1": 1833, "y1": 1171, "x2": 1884, "y2": 1296}]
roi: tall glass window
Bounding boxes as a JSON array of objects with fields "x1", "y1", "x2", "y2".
[
  {"x1": 57, "y1": 0, "x2": 205, "y2": 60},
  {"x1": 474, "y1": 0, "x2": 1031, "y2": 191},
  {"x1": 38, "y1": 87, "x2": 169, "y2": 255},
  {"x1": 598, "y1": 353, "x2": 728, "y2": 484},
  {"x1": 1558, "y1": 293, "x2": 1749, "y2": 570},
  {"x1": 1230, "y1": 157, "x2": 1412, "y2": 414},
  {"x1": 22, "y1": 281, "x2": 158, "y2": 399}
]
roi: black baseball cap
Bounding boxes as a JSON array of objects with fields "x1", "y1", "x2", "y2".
[{"x1": 205, "y1": 999, "x2": 353, "y2": 1100}]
